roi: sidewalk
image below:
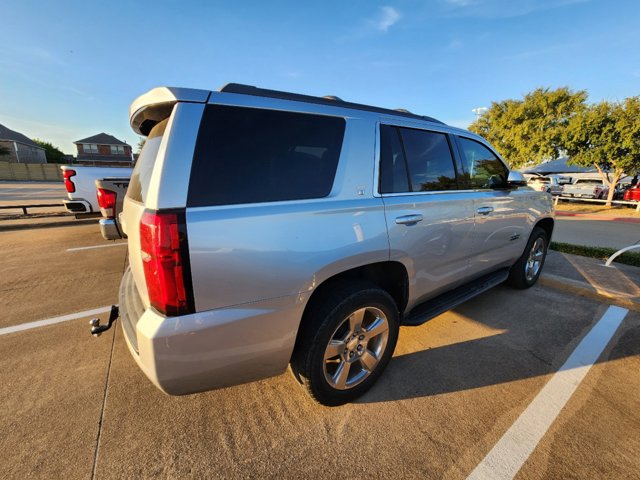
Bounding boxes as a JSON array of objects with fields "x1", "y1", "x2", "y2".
[{"x1": 541, "y1": 250, "x2": 640, "y2": 311}]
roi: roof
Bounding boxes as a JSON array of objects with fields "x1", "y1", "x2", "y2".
[
  {"x1": 74, "y1": 133, "x2": 128, "y2": 145},
  {"x1": 522, "y1": 157, "x2": 601, "y2": 175},
  {"x1": 76, "y1": 154, "x2": 133, "y2": 162},
  {"x1": 0, "y1": 124, "x2": 42, "y2": 148}
]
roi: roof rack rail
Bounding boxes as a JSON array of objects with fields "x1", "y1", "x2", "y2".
[{"x1": 218, "y1": 83, "x2": 444, "y2": 125}]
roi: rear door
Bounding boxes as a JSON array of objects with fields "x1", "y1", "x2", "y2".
[
  {"x1": 380, "y1": 124, "x2": 476, "y2": 308},
  {"x1": 452, "y1": 135, "x2": 530, "y2": 275}
]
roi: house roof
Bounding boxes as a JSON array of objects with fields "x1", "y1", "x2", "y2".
[
  {"x1": 74, "y1": 133, "x2": 128, "y2": 146},
  {"x1": 521, "y1": 157, "x2": 601, "y2": 175},
  {"x1": 0, "y1": 124, "x2": 42, "y2": 148}
]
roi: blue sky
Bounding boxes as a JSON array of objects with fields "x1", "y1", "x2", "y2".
[{"x1": 0, "y1": 0, "x2": 638, "y2": 154}]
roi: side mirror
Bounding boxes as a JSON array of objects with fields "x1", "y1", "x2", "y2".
[{"x1": 507, "y1": 171, "x2": 527, "y2": 187}]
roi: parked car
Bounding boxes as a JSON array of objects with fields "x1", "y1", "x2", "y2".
[
  {"x1": 561, "y1": 178, "x2": 609, "y2": 199},
  {"x1": 623, "y1": 185, "x2": 640, "y2": 203},
  {"x1": 527, "y1": 175, "x2": 563, "y2": 195},
  {"x1": 102, "y1": 84, "x2": 554, "y2": 406},
  {"x1": 61, "y1": 165, "x2": 132, "y2": 214},
  {"x1": 95, "y1": 177, "x2": 130, "y2": 240}
]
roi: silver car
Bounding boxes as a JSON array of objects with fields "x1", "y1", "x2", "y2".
[{"x1": 113, "y1": 83, "x2": 554, "y2": 406}]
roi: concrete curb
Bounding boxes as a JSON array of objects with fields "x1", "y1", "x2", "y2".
[
  {"x1": 556, "y1": 211, "x2": 640, "y2": 223},
  {"x1": 539, "y1": 273, "x2": 640, "y2": 312}
]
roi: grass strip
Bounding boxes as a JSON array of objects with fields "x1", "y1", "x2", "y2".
[{"x1": 550, "y1": 242, "x2": 640, "y2": 267}]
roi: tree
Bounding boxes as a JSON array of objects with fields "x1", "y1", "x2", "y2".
[
  {"x1": 136, "y1": 137, "x2": 146, "y2": 154},
  {"x1": 32, "y1": 139, "x2": 65, "y2": 163},
  {"x1": 564, "y1": 97, "x2": 640, "y2": 206},
  {"x1": 0, "y1": 144, "x2": 10, "y2": 157},
  {"x1": 469, "y1": 87, "x2": 587, "y2": 168}
]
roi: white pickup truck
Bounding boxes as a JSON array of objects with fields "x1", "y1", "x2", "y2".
[
  {"x1": 561, "y1": 178, "x2": 609, "y2": 199},
  {"x1": 60, "y1": 165, "x2": 132, "y2": 214}
]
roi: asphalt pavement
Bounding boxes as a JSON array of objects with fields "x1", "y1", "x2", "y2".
[
  {"x1": 0, "y1": 221, "x2": 638, "y2": 479},
  {"x1": 553, "y1": 217, "x2": 640, "y2": 250}
]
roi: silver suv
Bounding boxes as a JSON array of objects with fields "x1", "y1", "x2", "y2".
[{"x1": 115, "y1": 84, "x2": 554, "y2": 406}]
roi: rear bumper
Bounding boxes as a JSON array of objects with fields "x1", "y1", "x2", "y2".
[
  {"x1": 119, "y1": 269, "x2": 308, "y2": 395},
  {"x1": 63, "y1": 199, "x2": 92, "y2": 213},
  {"x1": 99, "y1": 218, "x2": 123, "y2": 240}
]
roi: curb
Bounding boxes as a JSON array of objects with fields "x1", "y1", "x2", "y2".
[
  {"x1": 0, "y1": 218, "x2": 97, "y2": 232},
  {"x1": 539, "y1": 273, "x2": 640, "y2": 312},
  {"x1": 555, "y1": 211, "x2": 640, "y2": 223}
]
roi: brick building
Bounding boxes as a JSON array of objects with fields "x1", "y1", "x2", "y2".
[
  {"x1": 0, "y1": 124, "x2": 47, "y2": 164},
  {"x1": 74, "y1": 133, "x2": 133, "y2": 166}
]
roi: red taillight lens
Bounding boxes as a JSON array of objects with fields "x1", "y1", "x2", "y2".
[
  {"x1": 96, "y1": 188, "x2": 117, "y2": 217},
  {"x1": 63, "y1": 169, "x2": 76, "y2": 193},
  {"x1": 140, "y1": 210, "x2": 192, "y2": 316}
]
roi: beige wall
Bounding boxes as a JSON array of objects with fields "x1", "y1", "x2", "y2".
[{"x1": 0, "y1": 162, "x2": 63, "y2": 181}]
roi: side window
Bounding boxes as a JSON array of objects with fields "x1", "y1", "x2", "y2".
[
  {"x1": 379, "y1": 125, "x2": 409, "y2": 193},
  {"x1": 456, "y1": 137, "x2": 508, "y2": 189},
  {"x1": 188, "y1": 105, "x2": 346, "y2": 206},
  {"x1": 398, "y1": 128, "x2": 458, "y2": 192}
]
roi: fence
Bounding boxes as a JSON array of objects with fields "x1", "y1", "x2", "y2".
[
  {"x1": 0, "y1": 162, "x2": 63, "y2": 182},
  {"x1": 554, "y1": 195, "x2": 640, "y2": 213}
]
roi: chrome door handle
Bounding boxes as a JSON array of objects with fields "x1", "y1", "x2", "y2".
[
  {"x1": 395, "y1": 214, "x2": 423, "y2": 225},
  {"x1": 477, "y1": 206, "x2": 494, "y2": 215}
]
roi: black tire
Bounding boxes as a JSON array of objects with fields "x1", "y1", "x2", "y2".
[
  {"x1": 291, "y1": 281, "x2": 399, "y2": 406},
  {"x1": 506, "y1": 227, "x2": 548, "y2": 289}
]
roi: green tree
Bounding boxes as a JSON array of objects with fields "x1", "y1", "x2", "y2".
[
  {"x1": 0, "y1": 144, "x2": 10, "y2": 157},
  {"x1": 564, "y1": 97, "x2": 640, "y2": 206},
  {"x1": 32, "y1": 138, "x2": 65, "y2": 163},
  {"x1": 136, "y1": 137, "x2": 146, "y2": 154},
  {"x1": 469, "y1": 87, "x2": 587, "y2": 168}
]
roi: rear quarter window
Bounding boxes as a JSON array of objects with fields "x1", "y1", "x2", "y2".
[
  {"x1": 187, "y1": 105, "x2": 346, "y2": 207},
  {"x1": 127, "y1": 118, "x2": 169, "y2": 203}
]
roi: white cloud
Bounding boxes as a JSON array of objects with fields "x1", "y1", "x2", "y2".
[{"x1": 372, "y1": 6, "x2": 401, "y2": 32}]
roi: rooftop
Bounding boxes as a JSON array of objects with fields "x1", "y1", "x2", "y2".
[
  {"x1": 74, "y1": 133, "x2": 129, "y2": 146},
  {"x1": 0, "y1": 124, "x2": 42, "y2": 148}
]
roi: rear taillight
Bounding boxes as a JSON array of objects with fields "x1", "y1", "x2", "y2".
[
  {"x1": 63, "y1": 169, "x2": 76, "y2": 193},
  {"x1": 96, "y1": 188, "x2": 117, "y2": 218},
  {"x1": 140, "y1": 210, "x2": 193, "y2": 316}
]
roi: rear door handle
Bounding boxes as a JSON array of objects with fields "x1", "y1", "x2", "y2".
[
  {"x1": 395, "y1": 214, "x2": 423, "y2": 225},
  {"x1": 477, "y1": 206, "x2": 494, "y2": 215}
]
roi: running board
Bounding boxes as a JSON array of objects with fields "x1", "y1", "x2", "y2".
[{"x1": 403, "y1": 268, "x2": 510, "y2": 326}]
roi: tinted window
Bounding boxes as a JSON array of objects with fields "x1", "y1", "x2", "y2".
[
  {"x1": 399, "y1": 128, "x2": 457, "y2": 191},
  {"x1": 379, "y1": 125, "x2": 409, "y2": 193},
  {"x1": 188, "y1": 105, "x2": 345, "y2": 207},
  {"x1": 456, "y1": 137, "x2": 508, "y2": 189},
  {"x1": 127, "y1": 117, "x2": 169, "y2": 203}
]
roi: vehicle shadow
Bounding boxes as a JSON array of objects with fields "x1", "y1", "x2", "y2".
[{"x1": 359, "y1": 285, "x2": 638, "y2": 404}]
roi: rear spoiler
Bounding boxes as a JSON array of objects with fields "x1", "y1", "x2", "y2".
[{"x1": 129, "y1": 87, "x2": 211, "y2": 136}]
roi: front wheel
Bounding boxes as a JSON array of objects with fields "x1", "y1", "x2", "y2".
[
  {"x1": 291, "y1": 282, "x2": 399, "y2": 406},
  {"x1": 506, "y1": 227, "x2": 548, "y2": 289}
]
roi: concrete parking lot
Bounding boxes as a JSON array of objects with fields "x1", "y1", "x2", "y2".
[{"x1": 1, "y1": 222, "x2": 639, "y2": 479}]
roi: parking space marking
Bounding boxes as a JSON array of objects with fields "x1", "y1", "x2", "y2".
[
  {"x1": 467, "y1": 305, "x2": 629, "y2": 480},
  {"x1": 66, "y1": 243, "x2": 127, "y2": 252},
  {"x1": 0, "y1": 306, "x2": 112, "y2": 336}
]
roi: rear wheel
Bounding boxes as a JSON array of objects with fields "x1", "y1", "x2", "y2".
[
  {"x1": 291, "y1": 282, "x2": 399, "y2": 406},
  {"x1": 506, "y1": 227, "x2": 548, "y2": 289}
]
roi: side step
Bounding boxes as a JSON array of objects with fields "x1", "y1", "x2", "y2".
[{"x1": 403, "y1": 268, "x2": 510, "y2": 326}]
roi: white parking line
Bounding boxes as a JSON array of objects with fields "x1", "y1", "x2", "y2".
[
  {"x1": 468, "y1": 305, "x2": 629, "y2": 480},
  {"x1": 0, "y1": 306, "x2": 112, "y2": 336},
  {"x1": 66, "y1": 243, "x2": 127, "y2": 252}
]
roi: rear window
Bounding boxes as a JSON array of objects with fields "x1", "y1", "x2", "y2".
[
  {"x1": 188, "y1": 105, "x2": 346, "y2": 207},
  {"x1": 127, "y1": 118, "x2": 169, "y2": 203}
]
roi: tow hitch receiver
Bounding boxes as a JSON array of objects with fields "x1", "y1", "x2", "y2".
[{"x1": 90, "y1": 305, "x2": 119, "y2": 337}]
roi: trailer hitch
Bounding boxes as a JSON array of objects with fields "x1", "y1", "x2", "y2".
[{"x1": 90, "y1": 305, "x2": 119, "y2": 337}]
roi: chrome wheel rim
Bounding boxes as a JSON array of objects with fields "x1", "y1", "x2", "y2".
[
  {"x1": 322, "y1": 307, "x2": 389, "y2": 390},
  {"x1": 525, "y1": 238, "x2": 545, "y2": 281}
]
